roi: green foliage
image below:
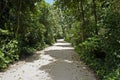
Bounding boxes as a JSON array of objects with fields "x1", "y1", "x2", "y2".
[
  {"x1": 0, "y1": 50, "x2": 7, "y2": 68},
  {"x1": 76, "y1": 38, "x2": 99, "y2": 76},
  {"x1": 0, "y1": 40, "x2": 19, "y2": 68},
  {"x1": 0, "y1": 0, "x2": 62, "y2": 69},
  {"x1": 0, "y1": 29, "x2": 9, "y2": 35},
  {"x1": 75, "y1": 36, "x2": 120, "y2": 80},
  {"x1": 103, "y1": 10, "x2": 120, "y2": 62},
  {"x1": 20, "y1": 47, "x2": 36, "y2": 57},
  {"x1": 75, "y1": 37, "x2": 101, "y2": 62},
  {"x1": 72, "y1": 17, "x2": 120, "y2": 79},
  {"x1": 2, "y1": 40, "x2": 19, "y2": 61}
]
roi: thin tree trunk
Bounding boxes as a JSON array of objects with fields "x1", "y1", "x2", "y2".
[
  {"x1": 93, "y1": 0, "x2": 98, "y2": 35},
  {"x1": 79, "y1": 0, "x2": 85, "y2": 41},
  {"x1": 16, "y1": 0, "x2": 21, "y2": 38},
  {"x1": 80, "y1": 0, "x2": 85, "y2": 24}
]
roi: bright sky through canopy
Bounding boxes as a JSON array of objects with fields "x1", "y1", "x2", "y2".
[{"x1": 45, "y1": 0, "x2": 54, "y2": 4}]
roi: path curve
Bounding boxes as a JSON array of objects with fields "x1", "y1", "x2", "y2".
[{"x1": 0, "y1": 39, "x2": 97, "y2": 80}]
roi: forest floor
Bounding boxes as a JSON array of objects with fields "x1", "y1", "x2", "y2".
[{"x1": 0, "y1": 39, "x2": 97, "y2": 80}]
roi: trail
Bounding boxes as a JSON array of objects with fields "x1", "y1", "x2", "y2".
[{"x1": 0, "y1": 39, "x2": 97, "y2": 80}]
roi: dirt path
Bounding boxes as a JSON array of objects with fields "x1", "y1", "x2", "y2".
[{"x1": 0, "y1": 39, "x2": 97, "y2": 80}]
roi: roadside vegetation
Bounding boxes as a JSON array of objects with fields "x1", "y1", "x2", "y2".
[
  {"x1": 55, "y1": 0, "x2": 120, "y2": 80},
  {"x1": 0, "y1": 0, "x2": 63, "y2": 69}
]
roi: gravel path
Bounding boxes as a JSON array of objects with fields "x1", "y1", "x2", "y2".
[{"x1": 0, "y1": 39, "x2": 97, "y2": 80}]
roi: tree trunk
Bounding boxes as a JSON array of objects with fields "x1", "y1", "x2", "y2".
[
  {"x1": 79, "y1": 0, "x2": 85, "y2": 41},
  {"x1": 93, "y1": 0, "x2": 98, "y2": 35},
  {"x1": 16, "y1": 0, "x2": 21, "y2": 38}
]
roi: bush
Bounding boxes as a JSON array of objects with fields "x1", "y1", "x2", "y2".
[
  {"x1": 19, "y1": 47, "x2": 36, "y2": 58},
  {"x1": 0, "y1": 40, "x2": 19, "y2": 69},
  {"x1": 75, "y1": 36, "x2": 120, "y2": 80},
  {"x1": 0, "y1": 50, "x2": 7, "y2": 68},
  {"x1": 76, "y1": 37, "x2": 101, "y2": 60}
]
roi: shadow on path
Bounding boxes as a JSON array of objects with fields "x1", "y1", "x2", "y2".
[
  {"x1": 38, "y1": 39, "x2": 96, "y2": 80},
  {"x1": 0, "y1": 39, "x2": 97, "y2": 80}
]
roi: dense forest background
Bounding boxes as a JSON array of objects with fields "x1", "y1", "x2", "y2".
[
  {"x1": 0, "y1": 0, "x2": 120, "y2": 80},
  {"x1": 0, "y1": 0, "x2": 63, "y2": 68}
]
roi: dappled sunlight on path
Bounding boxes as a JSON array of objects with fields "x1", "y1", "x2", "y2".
[{"x1": 0, "y1": 39, "x2": 97, "y2": 80}]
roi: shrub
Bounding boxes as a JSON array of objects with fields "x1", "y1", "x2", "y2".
[{"x1": 0, "y1": 40, "x2": 19, "y2": 69}]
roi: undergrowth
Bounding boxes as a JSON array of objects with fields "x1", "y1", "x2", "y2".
[{"x1": 75, "y1": 37, "x2": 120, "y2": 80}]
